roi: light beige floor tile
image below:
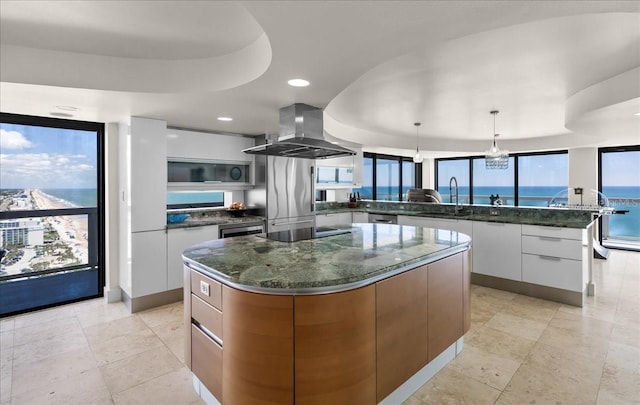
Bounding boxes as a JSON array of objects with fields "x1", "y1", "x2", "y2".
[
  {"x1": 447, "y1": 345, "x2": 521, "y2": 390},
  {"x1": 100, "y1": 345, "x2": 182, "y2": 394},
  {"x1": 12, "y1": 304, "x2": 76, "y2": 329},
  {"x1": 596, "y1": 364, "x2": 640, "y2": 405},
  {"x1": 606, "y1": 341, "x2": 640, "y2": 373},
  {"x1": 12, "y1": 326, "x2": 89, "y2": 366},
  {"x1": 0, "y1": 330, "x2": 13, "y2": 350},
  {"x1": 11, "y1": 346, "x2": 97, "y2": 396},
  {"x1": 402, "y1": 394, "x2": 424, "y2": 404},
  {"x1": 549, "y1": 310, "x2": 613, "y2": 339},
  {"x1": 484, "y1": 312, "x2": 548, "y2": 341},
  {"x1": 13, "y1": 313, "x2": 81, "y2": 345},
  {"x1": 0, "y1": 357, "x2": 11, "y2": 404},
  {"x1": 76, "y1": 301, "x2": 132, "y2": 328},
  {"x1": 614, "y1": 298, "x2": 640, "y2": 327},
  {"x1": 611, "y1": 323, "x2": 640, "y2": 348},
  {"x1": 504, "y1": 342, "x2": 603, "y2": 404},
  {"x1": 10, "y1": 367, "x2": 112, "y2": 405},
  {"x1": 138, "y1": 302, "x2": 183, "y2": 328},
  {"x1": 537, "y1": 324, "x2": 610, "y2": 363},
  {"x1": 112, "y1": 367, "x2": 204, "y2": 405},
  {"x1": 89, "y1": 329, "x2": 164, "y2": 366},
  {"x1": 0, "y1": 318, "x2": 14, "y2": 332},
  {"x1": 83, "y1": 315, "x2": 150, "y2": 344},
  {"x1": 465, "y1": 325, "x2": 536, "y2": 362},
  {"x1": 163, "y1": 335, "x2": 186, "y2": 364},
  {"x1": 150, "y1": 317, "x2": 184, "y2": 343},
  {"x1": 411, "y1": 367, "x2": 501, "y2": 404},
  {"x1": 500, "y1": 299, "x2": 557, "y2": 323}
]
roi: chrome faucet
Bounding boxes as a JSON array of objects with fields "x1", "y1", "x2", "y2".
[{"x1": 449, "y1": 176, "x2": 462, "y2": 214}]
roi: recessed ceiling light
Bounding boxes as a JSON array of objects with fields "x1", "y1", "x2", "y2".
[
  {"x1": 50, "y1": 112, "x2": 73, "y2": 118},
  {"x1": 217, "y1": 117, "x2": 233, "y2": 121},
  {"x1": 287, "y1": 78, "x2": 310, "y2": 87},
  {"x1": 634, "y1": 112, "x2": 640, "y2": 116},
  {"x1": 55, "y1": 105, "x2": 79, "y2": 111}
]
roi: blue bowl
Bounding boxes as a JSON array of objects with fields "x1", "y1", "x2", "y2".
[{"x1": 167, "y1": 213, "x2": 191, "y2": 224}]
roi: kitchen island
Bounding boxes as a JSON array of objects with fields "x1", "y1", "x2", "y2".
[{"x1": 182, "y1": 223, "x2": 471, "y2": 405}]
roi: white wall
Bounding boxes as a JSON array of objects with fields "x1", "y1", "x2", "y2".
[
  {"x1": 105, "y1": 122, "x2": 121, "y2": 302},
  {"x1": 568, "y1": 147, "x2": 598, "y2": 205}
]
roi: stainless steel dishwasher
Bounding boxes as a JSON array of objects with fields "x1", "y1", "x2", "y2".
[{"x1": 368, "y1": 213, "x2": 397, "y2": 224}]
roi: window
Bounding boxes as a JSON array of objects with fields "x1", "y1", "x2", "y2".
[
  {"x1": 518, "y1": 152, "x2": 568, "y2": 207},
  {"x1": 353, "y1": 153, "x2": 421, "y2": 201},
  {"x1": 436, "y1": 159, "x2": 470, "y2": 204},
  {"x1": 0, "y1": 113, "x2": 104, "y2": 316},
  {"x1": 167, "y1": 191, "x2": 224, "y2": 209},
  {"x1": 473, "y1": 157, "x2": 515, "y2": 205},
  {"x1": 599, "y1": 146, "x2": 640, "y2": 250},
  {"x1": 435, "y1": 151, "x2": 567, "y2": 206}
]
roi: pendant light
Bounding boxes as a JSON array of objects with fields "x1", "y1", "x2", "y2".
[
  {"x1": 413, "y1": 122, "x2": 423, "y2": 163},
  {"x1": 485, "y1": 110, "x2": 509, "y2": 170}
]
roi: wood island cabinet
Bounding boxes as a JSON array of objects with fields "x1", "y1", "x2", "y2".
[
  {"x1": 185, "y1": 249, "x2": 470, "y2": 405},
  {"x1": 376, "y1": 265, "x2": 429, "y2": 401}
]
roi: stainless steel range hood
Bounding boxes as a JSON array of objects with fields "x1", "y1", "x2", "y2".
[{"x1": 242, "y1": 103, "x2": 356, "y2": 159}]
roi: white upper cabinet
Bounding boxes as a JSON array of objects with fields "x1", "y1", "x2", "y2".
[
  {"x1": 126, "y1": 117, "x2": 168, "y2": 232},
  {"x1": 167, "y1": 128, "x2": 254, "y2": 162},
  {"x1": 315, "y1": 146, "x2": 363, "y2": 188}
]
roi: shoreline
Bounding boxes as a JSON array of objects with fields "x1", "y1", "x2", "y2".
[{"x1": 31, "y1": 189, "x2": 89, "y2": 265}]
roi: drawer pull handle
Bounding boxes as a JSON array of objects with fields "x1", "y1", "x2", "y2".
[
  {"x1": 538, "y1": 255, "x2": 562, "y2": 261},
  {"x1": 538, "y1": 236, "x2": 561, "y2": 242}
]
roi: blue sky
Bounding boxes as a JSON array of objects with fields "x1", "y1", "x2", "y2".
[
  {"x1": 0, "y1": 123, "x2": 97, "y2": 189},
  {"x1": 602, "y1": 151, "x2": 640, "y2": 187}
]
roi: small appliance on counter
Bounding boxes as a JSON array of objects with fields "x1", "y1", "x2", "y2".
[{"x1": 407, "y1": 189, "x2": 442, "y2": 203}]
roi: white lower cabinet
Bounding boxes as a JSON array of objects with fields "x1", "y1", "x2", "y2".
[
  {"x1": 522, "y1": 254, "x2": 583, "y2": 292},
  {"x1": 472, "y1": 221, "x2": 522, "y2": 281},
  {"x1": 167, "y1": 225, "x2": 219, "y2": 290},
  {"x1": 352, "y1": 212, "x2": 369, "y2": 223},
  {"x1": 316, "y1": 212, "x2": 352, "y2": 227},
  {"x1": 398, "y1": 216, "x2": 473, "y2": 237},
  {"x1": 521, "y1": 224, "x2": 585, "y2": 292},
  {"x1": 131, "y1": 230, "x2": 168, "y2": 298}
]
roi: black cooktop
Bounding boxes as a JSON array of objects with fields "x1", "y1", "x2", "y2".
[{"x1": 258, "y1": 227, "x2": 351, "y2": 242}]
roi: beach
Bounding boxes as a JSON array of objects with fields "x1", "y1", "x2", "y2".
[{"x1": 30, "y1": 189, "x2": 89, "y2": 265}]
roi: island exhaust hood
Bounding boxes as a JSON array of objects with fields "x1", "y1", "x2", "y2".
[{"x1": 242, "y1": 103, "x2": 356, "y2": 159}]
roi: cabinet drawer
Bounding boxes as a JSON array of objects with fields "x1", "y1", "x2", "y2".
[
  {"x1": 191, "y1": 324, "x2": 222, "y2": 401},
  {"x1": 521, "y1": 225, "x2": 582, "y2": 241},
  {"x1": 522, "y1": 235, "x2": 582, "y2": 260},
  {"x1": 522, "y1": 253, "x2": 583, "y2": 292},
  {"x1": 191, "y1": 294, "x2": 222, "y2": 341},
  {"x1": 191, "y1": 270, "x2": 222, "y2": 310}
]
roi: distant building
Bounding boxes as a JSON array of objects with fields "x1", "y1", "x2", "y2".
[{"x1": 0, "y1": 219, "x2": 44, "y2": 246}]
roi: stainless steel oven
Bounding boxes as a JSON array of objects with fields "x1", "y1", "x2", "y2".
[{"x1": 218, "y1": 221, "x2": 265, "y2": 238}]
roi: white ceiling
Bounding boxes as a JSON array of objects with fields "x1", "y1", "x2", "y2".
[{"x1": 1, "y1": 1, "x2": 639, "y2": 157}]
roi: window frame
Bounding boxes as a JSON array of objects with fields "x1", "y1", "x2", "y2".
[
  {"x1": 435, "y1": 149, "x2": 568, "y2": 206},
  {"x1": 0, "y1": 112, "x2": 105, "y2": 312},
  {"x1": 363, "y1": 152, "x2": 422, "y2": 201}
]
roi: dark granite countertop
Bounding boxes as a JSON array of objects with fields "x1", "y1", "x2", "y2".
[
  {"x1": 183, "y1": 223, "x2": 470, "y2": 294},
  {"x1": 317, "y1": 201, "x2": 599, "y2": 229}
]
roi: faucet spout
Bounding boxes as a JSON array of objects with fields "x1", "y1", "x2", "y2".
[{"x1": 449, "y1": 176, "x2": 461, "y2": 214}]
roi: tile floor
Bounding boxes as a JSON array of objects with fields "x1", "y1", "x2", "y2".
[{"x1": 1, "y1": 250, "x2": 638, "y2": 405}]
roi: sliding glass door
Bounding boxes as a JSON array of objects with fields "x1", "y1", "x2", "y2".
[
  {"x1": 599, "y1": 146, "x2": 640, "y2": 250},
  {"x1": 0, "y1": 113, "x2": 104, "y2": 316}
]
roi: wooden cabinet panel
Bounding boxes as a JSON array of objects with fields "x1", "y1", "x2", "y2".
[
  {"x1": 184, "y1": 266, "x2": 191, "y2": 369},
  {"x1": 462, "y1": 250, "x2": 471, "y2": 334},
  {"x1": 190, "y1": 270, "x2": 222, "y2": 310},
  {"x1": 191, "y1": 324, "x2": 222, "y2": 402},
  {"x1": 222, "y1": 286, "x2": 293, "y2": 405},
  {"x1": 376, "y1": 266, "x2": 429, "y2": 401},
  {"x1": 295, "y1": 286, "x2": 376, "y2": 405},
  {"x1": 428, "y1": 254, "x2": 463, "y2": 362},
  {"x1": 191, "y1": 295, "x2": 222, "y2": 341}
]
